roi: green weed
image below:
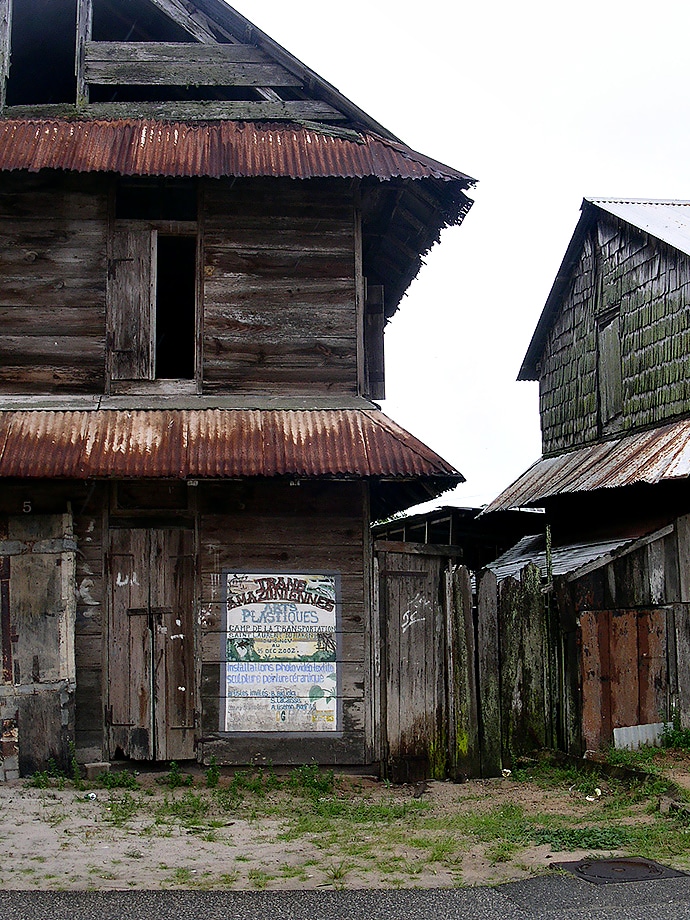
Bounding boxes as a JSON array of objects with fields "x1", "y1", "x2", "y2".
[
  {"x1": 162, "y1": 761, "x2": 194, "y2": 789},
  {"x1": 97, "y1": 770, "x2": 140, "y2": 790},
  {"x1": 104, "y1": 792, "x2": 139, "y2": 826},
  {"x1": 205, "y1": 756, "x2": 220, "y2": 788},
  {"x1": 662, "y1": 711, "x2": 690, "y2": 750}
]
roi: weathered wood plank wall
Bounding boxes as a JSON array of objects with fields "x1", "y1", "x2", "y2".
[
  {"x1": 0, "y1": 174, "x2": 107, "y2": 394},
  {"x1": 197, "y1": 481, "x2": 369, "y2": 765},
  {"x1": 203, "y1": 178, "x2": 358, "y2": 396}
]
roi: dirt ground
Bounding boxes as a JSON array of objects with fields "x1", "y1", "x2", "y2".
[{"x1": 0, "y1": 758, "x2": 688, "y2": 891}]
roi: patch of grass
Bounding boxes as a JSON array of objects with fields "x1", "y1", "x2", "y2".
[
  {"x1": 324, "y1": 860, "x2": 351, "y2": 887},
  {"x1": 205, "y1": 756, "x2": 220, "y2": 788},
  {"x1": 662, "y1": 712, "x2": 690, "y2": 751},
  {"x1": 96, "y1": 770, "x2": 140, "y2": 790},
  {"x1": 104, "y1": 792, "x2": 139, "y2": 826},
  {"x1": 248, "y1": 868, "x2": 273, "y2": 889},
  {"x1": 161, "y1": 761, "x2": 194, "y2": 789},
  {"x1": 287, "y1": 763, "x2": 335, "y2": 797},
  {"x1": 533, "y1": 824, "x2": 633, "y2": 850},
  {"x1": 155, "y1": 791, "x2": 210, "y2": 825}
]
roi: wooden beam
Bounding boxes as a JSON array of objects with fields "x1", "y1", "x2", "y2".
[
  {"x1": 0, "y1": 0, "x2": 12, "y2": 109},
  {"x1": 354, "y1": 202, "x2": 366, "y2": 398},
  {"x1": 4, "y1": 100, "x2": 346, "y2": 121},
  {"x1": 145, "y1": 0, "x2": 218, "y2": 44},
  {"x1": 85, "y1": 56, "x2": 301, "y2": 88},
  {"x1": 76, "y1": 0, "x2": 93, "y2": 108},
  {"x1": 85, "y1": 42, "x2": 273, "y2": 65}
]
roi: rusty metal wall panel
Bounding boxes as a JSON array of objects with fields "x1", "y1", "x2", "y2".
[
  {"x1": 580, "y1": 608, "x2": 670, "y2": 752},
  {"x1": 0, "y1": 408, "x2": 461, "y2": 482},
  {"x1": 637, "y1": 609, "x2": 667, "y2": 725},
  {"x1": 580, "y1": 610, "x2": 611, "y2": 752},
  {"x1": 609, "y1": 611, "x2": 639, "y2": 730},
  {"x1": 0, "y1": 119, "x2": 474, "y2": 184},
  {"x1": 485, "y1": 418, "x2": 690, "y2": 512}
]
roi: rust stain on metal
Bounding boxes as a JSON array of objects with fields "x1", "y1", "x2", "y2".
[
  {"x1": 0, "y1": 409, "x2": 463, "y2": 482},
  {"x1": 0, "y1": 119, "x2": 475, "y2": 186},
  {"x1": 485, "y1": 418, "x2": 690, "y2": 512}
]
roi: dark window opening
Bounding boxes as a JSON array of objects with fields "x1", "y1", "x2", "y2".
[
  {"x1": 155, "y1": 236, "x2": 196, "y2": 380},
  {"x1": 93, "y1": 0, "x2": 196, "y2": 42},
  {"x1": 117, "y1": 481, "x2": 188, "y2": 511},
  {"x1": 116, "y1": 179, "x2": 197, "y2": 221},
  {"x1": 90, "y1": 83, "x2": 270, "y2": 104},
  {"x1": 6, "y1": 0, "x2": 77, "y2": 105}
]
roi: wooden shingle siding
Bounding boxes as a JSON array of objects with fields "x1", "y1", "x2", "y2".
[
  {"x1": 0, "y1": 174, "x2": 107, "y2": 395},
  {"x1": 202, "y1": 179, "x2": 358, "y2": 397},
  {"x1": 540, "y1": 215, "x2": 690, "y2": 454},
  {"x1": 539, "y1": 233, "x2": 598, "y2": 454},
  {"x1": 197, "y1": 481, "x2": 367, "y2": 765}
]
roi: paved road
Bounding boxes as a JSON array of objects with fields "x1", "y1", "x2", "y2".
[{"x1": 2, "y1": 878, "x2": 690, "y2": 920}]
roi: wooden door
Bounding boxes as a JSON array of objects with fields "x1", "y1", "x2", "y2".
[
  {"x1": 108, "y1": 528, "x2": 195, "y2": 760},
  {"x1": 376, "y1": 543, "x2": 447, "y2": 780}
]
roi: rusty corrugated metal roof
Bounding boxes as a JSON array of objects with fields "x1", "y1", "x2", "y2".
[
  {"x1": 484, "y1": 419, "x2": 690, "y2": 513},
  {"x1": 486, "y1": 534, "x2": 635, "y2": 581},
  {"x1": 0, "y1": 408, "x2": 463, "y2": 482},
  {"x1": 0, "y1": 119, "x2": 475, "y2": 184}
]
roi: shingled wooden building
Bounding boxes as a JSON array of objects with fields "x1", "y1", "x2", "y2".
[
  {"x1": 0, "y1": 0, "x2": 475, "y2": 778},
  {"x1": 482, "y1": 199, "x2": 690, "y2": 762}
]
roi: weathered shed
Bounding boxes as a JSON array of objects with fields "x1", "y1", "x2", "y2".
[{"x1": 480, "y1": 198, "x2": 690, "y2": 763}]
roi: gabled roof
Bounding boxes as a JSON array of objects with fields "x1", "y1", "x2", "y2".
[
  {"x1": 519, "y1": 198, "x2": 690, "y2": 381},
  {"x1": 483, "y1": 417, "x2": 690, "y2": 513}
]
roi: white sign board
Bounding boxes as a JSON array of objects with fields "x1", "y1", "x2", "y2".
[{"x1": 223, "y1": 573, "x2": 339, "y2": 732}]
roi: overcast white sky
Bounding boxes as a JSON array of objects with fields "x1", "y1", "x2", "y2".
[{"x1": 231, "y1": 0, "x2": 690, "y2": 509}]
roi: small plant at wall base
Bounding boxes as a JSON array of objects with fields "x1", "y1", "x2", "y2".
[
  {"x1": 662, "y1": 710, "x2": 690, "y2": 750},
  {"x1": 206, "y1": 755, "x2": 220, "y2": 788}
]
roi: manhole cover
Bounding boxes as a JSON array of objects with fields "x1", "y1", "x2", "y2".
[{"x1": 555, "y1": 857, "x2": 686, "y2": 885}]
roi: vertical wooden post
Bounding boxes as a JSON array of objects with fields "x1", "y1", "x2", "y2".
[
  {"x1": 447, "y1": 564, "x2": 480, "y2": 778},
  {"x1": 477, "y1": 569, "x2": 502, "y2": 776},
  {"x1": 354, "y1": 190, "x2": 366, "y2": 398},
  {"x1": 76, "y1": 0, "x2": 93, "y2": 108},
  {"x1": 0, "y1": 0, "x2": 12, "y2": 110}
]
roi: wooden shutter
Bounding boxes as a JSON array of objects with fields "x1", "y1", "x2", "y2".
[
  {"x1": 107, "y1": 227, "x2": 155, "y2": 380},
  {"x1": 598, "y1": 313, "x2": 623, "y2": 426}
]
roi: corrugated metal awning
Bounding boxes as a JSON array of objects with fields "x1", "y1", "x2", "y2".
[
  {"x1": 0, "y1": 408, "x2": 463, "y2": 483},
  {"x1": 486, "y1": 534, "x2": 634, "y2": 582},
  {"x1": 0, "y1": 119, "x2": 475, "y2": 184},
  {"x1": 484, "y1": 419, "x2": 690, "y2": 513}
]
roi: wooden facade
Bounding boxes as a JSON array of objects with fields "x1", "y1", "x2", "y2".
[{"x1": 0, "y1": 2, "x2": 473, "y2": 778}]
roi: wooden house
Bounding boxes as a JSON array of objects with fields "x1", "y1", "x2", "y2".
[
  {"x1": 0, "y1": 0, "x2": 475, "y2": 779},
  {"x1": 481, "y1": 199, "x2": 690, "y2": 761}
]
